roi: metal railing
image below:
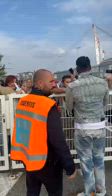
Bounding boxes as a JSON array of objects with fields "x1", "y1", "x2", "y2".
[{"x1": 0, "y1": 93, "x2": 112, "y2": 170}]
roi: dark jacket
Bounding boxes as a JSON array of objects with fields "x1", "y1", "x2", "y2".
[{"x1": 30, "y1": 88, "x2": 75, "y2": 176}]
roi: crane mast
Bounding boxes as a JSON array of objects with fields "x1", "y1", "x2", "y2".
[{"x1": 92, "y1": 24, "x2": 101, "y2": 64}]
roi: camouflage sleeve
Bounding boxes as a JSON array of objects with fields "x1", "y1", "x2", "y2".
[
  {"x1": 103, "y1": 81, "x2": 109, "y2": 108},
  {"x1": 65, "y1": 86, "x2": 74, "y2": 113}
]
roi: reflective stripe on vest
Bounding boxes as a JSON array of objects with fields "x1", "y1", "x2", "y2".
[
  {"x1": 11, "y1": 146, "x2": 47, "y2": 161},
  {"x1": 16, "y1": 109, "x2": 47, "y2": 122}
]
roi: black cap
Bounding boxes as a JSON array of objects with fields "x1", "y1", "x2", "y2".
[{"x1": 76, "y1": 56, "x2": 90, "y2": 67}]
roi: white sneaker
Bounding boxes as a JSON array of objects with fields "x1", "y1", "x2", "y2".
[{"x1": 77, "y1": 192, "x2": 85, "y2": 196}]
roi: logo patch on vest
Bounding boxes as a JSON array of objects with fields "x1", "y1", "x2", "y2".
[
  {"x1": 20, "y1": 100, "x2": 35, "y2": 108},
  {"x1": 16, "y1": 118, "x2": 31, "y2": 148}
]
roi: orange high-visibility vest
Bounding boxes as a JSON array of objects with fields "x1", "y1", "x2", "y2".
[{"x1": 11, "y1": 94, "x2": 56, "y2": 171}]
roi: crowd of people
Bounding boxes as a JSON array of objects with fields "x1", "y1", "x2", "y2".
[
  {"x1": 0, "y1": 76, "x2": 33, "y2": 95},
  {"x1": 0, "y1": 56, "x2": 110, "y2": 196}
]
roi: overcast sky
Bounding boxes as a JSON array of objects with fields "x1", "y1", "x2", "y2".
[{"x1": 0, "y1": 0, "x2": 112, "y2": 74}]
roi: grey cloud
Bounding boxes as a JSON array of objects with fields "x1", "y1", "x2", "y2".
[
  {"x1": 0, "y1": 33, "x2": 111, "y2": 75},
  {"x1": 0, "y1": 34, "x2": 67, "y2": 74},
  {"x1": 53, "y1": 0, "x2": 112, "y2": 14}
]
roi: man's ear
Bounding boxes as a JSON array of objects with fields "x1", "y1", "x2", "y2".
[{"x1": 37, "y1": 80, "x2": 43, "y2": 90}]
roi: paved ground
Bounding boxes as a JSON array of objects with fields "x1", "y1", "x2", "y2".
[
  {"x1": 0, "y1": 171, "x2": 22, "y2": 196},
  {"x1": 6, "y1": 161, "x2": 112, "y2": 196}
]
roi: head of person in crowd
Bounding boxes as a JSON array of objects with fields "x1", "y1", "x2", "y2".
[
  {"x1": 76, "y1": 56, "x2": 91, "y2": 74},
  {"x1": 26, "y1": 79, "x2": 33, "y2": 91},
  {"x1": 69, "y1": 68, "x2": 78, "y2": 81},
  {"x1": 21, "y1": 81, "x2": 29, "y2": 93},
  {"x1": 105, "y1": 69, "x2": 112, "y2": 89},
  {"x1": 21, "y1": 79, "x2": 33, "y2": 93},
  {"x1": 69, "y1": 68, "x2": 74, "y2": 75},
  {"x1": 62, "y1": 75, "x2": 72, "y2": 88},
  {"x1": 5, "y1": 75, "x2": 18, "y2": 91},
  {"x1": 33, "y1": 69, "x2": 57, "y2": 96}
]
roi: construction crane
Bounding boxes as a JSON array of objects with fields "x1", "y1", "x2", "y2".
[
  {"x1": 92, "y1": 24, "x2": 112, "y2": 65},
  {"x1": 92, "y1": 24, "x2": 101, "y2": 65}
]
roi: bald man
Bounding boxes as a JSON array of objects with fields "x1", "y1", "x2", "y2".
[{"x1": 11, "y1": 69, "x2": 76, "y2": 196}]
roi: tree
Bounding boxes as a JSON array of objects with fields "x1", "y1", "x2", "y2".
[{"x1": 0, "y1": 55, "x2": 6, "y2": 79}]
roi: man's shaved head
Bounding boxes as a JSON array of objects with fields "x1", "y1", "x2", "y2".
[
  {"x1": 33, "y1": 69, "x2": 51, "y2": 86},
  {"x1": 33, "y1": 69, "x2": 56, "y2": 96}
]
